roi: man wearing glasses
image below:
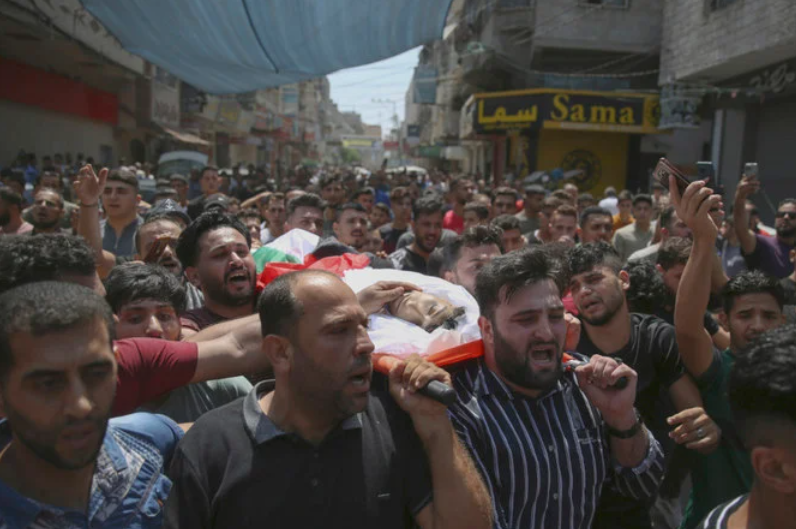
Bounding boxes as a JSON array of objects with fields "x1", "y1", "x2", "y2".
[{"x1": 734, "y1": 174, "x2": 796, "y2": 278}]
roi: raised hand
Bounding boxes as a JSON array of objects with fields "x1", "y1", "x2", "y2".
[
  {"x1": 357, "y1": 281, "x2": 420, "y2": 315},
  {"x1": 73, "y1": 164, "x2": 108, "y2": 206},
  {"x1": 669, "y1": 175, "x2": 722, "y2": 241},
  {"x1": 667, "y1": 407, "x2": 721, "y2": 454}
]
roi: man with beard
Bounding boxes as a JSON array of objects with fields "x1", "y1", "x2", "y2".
[
  {"x1": 443, "y1": 176, "x2": 476, "y2": 234},
  {"x1": 734, "y1": 174, "x2": 796, "y2": 278},
  {"x1": 0, "y1": 189, "x2": 33, "y2": 236},
  {"x1": 27, "y1": 188, "x2": 67, "y2": 235},
  {"x1": 187, "y1": 166, "x2": 223, "y2": 220},
  {"x1": 333, "y1": 202, "x2": 368, "y2": 251},
  {"x1": 134, "y1": 213, "x2": 205, "y2": 310},
  {"x1": 390, "y1": 195, "x2": 444, "y2": 275},
  {"x1": 0, "y1": 281, "x2": 182, "y2": 527},
  {"x1": 448, "y1": 247, "x2": 665, "y2": 529},
  {"x1": 672, "y1": 177, "x2": 787, "y2": 529},
  {"x1": 164, "y1": 270, "x2": 493, "y2": 528},
  {"x1": 177, "y1": 211, "x2": 257, "y2": 337},
  {"x1": 568, "y1": 241, "x2": 717, "y2": 529}
]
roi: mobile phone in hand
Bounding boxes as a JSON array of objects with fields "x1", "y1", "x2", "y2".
[
  {"x1": 743, "y1": 162, "x2": 759, "y2": 179},
  {"x1": 696, "y1": 161, "x2": 715, "y2": 184},
  {"x1": 653, "y1": 158, "x2": 691, "y2": 196},
  {"x1": 143, "y1": 236, "x2": 171, "y2": 263}
]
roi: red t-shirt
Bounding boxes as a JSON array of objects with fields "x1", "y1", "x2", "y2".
[
  {"x1": 443, "y1": 210, "x2": 465, "y2": 234},
  {"x1": 113, "y1": 338, "x2": 199, "y2": 416}
]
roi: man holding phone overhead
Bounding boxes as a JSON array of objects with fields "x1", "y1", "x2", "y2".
[{"x1": 732, "y1": 165, "x2": 796, "y2": 278}]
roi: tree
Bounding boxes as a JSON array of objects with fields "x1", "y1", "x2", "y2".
[{"x1": 339, "y1": 147, "x2": 361, "y2": 164}]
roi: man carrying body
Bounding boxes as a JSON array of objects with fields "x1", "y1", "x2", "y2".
[
  {"x1": 613, "y1": 194, "x2": 654, "y2": 262},
  {"x1": 697, "y1": 325, "x2": 796, "y2": 529},
  {"x1": 733, "y1": 174, "x2": 796, "y2": 278},
  {"x1": 443, "y1": 176, "x2": 476, "y2": 234},
  {"x1": 0, "y1": 281, "x2": 183, "y2": 527},
  {"x1": 164, "y1": 270, "x2": 493, "y2": 528},
  {"x1": 390, "y1": 195, "x2": 444, "y2": 275},
  {"x1": 672, "y1": 177, "x2": 788, "y2": 528},
  {"x1": 515, "y1": 183, "x2": 545, "y2": 234},
  {"x1": 449, "y1": 247, "x2": 666, "y2": 528},
  {"x1": 578, "y1": 206, "x2": 614, "y2": 244},
  {"x1": 0, "y1": 189, "x2": 33, "y2": 236},
  {"x1": 176, "y1": 211, "x2": 257, "y2": 336},
  {"x1": 439, "y1": 226, "x2": 502, "y2": 296}
]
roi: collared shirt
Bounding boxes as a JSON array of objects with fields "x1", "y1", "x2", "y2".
[
  {"x1": 164, "y1": 380, "x2": 433, "y2": 528},
  {"x1": 449, "y1": 358, "x2": 665, "y2": 529},
  {"x1": 101, "y1": 216, "x2": 143, "y2": 258},
  {"x1": 0, "y1": 413, "x2": 182, "y2": 529},
  {"x1": 695, "y1": 494, "x2": 747, "y2": 529}
]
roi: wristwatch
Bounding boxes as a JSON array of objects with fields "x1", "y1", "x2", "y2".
[{"x1": 607, "y1": 410, "x2": 643, "y2": 439}]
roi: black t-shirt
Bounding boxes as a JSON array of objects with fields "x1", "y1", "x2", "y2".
[
  {"x1": 379, "y1": 223, "x2": 409, "y2": 255},
  {"x1": 780, "y1": 277, "x2": 796, "y2": 305},
  {"x1": 389, "y1": 247, "x2": 429, "y2": 275},
  {"x1": 164, "y1": 380, "x2": 433, "y2": 528},
  {"x1": 576, "y1": 313, "x2": 685, "y2": 426},
  {"x1": 656, "y1": 308, "x2": 721, "y2": 336}
]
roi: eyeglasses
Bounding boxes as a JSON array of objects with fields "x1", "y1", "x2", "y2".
[{"x1": 776, "y1": 211, "x2": 796, "y2": 220}]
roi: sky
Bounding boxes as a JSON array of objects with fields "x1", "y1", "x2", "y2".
[{"x1": 328, "y1": 46, "x2": 421, "y2": 137}]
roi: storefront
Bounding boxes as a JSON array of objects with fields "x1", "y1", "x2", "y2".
[{"x1": 460, "y1": 88, "x2": 661, "y2": 194}]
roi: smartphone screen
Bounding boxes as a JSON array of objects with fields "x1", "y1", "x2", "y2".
[
  {"x1": 744, "y1": 162, "x2": 759, "y2": 179},
  {"x1": 696, "y1": 161, "x2": 715, "y2": 184},
  {"x1": 653, "y1": 158, "x2": 691, "y2": 195}
]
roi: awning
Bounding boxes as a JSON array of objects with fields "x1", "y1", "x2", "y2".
[
  {"x1": 162, "y1": 126, "x2": 210, "y2": 146},
  {"x1": 81, "y1": 0, "x2": 454, "y2": 94}
]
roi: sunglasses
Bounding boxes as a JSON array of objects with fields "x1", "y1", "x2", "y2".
[{"x1": 776, "y1": 211, "x2": 796, "y2": 220}]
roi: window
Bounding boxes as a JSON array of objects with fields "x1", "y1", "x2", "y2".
[
  {"x1": 580, "y1": 0, "x2": 630, "y2": 7},
  {"x1": 709, "y1": 0, "x2": 740, "y2": 10}
]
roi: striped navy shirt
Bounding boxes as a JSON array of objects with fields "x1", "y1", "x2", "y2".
[
  {"x1": 695, "y1": 495, "x2": 747, "y2": 529},
  {"x1": 449, "y1": 358, "x2": 665, "y2": 529}
]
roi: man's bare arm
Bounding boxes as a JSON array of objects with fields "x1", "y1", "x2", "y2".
[
  {"x1": 733, "y1": 176, "x2": 760, "y2": 255},
  {"x1": 185, "y1": 315, "x2": 270, "y2": 383}
]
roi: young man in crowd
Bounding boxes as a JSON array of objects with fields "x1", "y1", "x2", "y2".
[
  {"x1": 0, "y1": 281, "x2": 184, "y2": 527},
  {"x1": 319, "y1": 175, "x2": 346, "y2": 237},
  {"x1": 547, "y1": 203, "x2": 578, "y2": 247},
  {"x1": 613, "y1": 190, "x2": 635, "y2": 232},
  {"x1": 490, "y1": 214, "x2": 526, "y2": 253},
  {"x1": 613, "y1": 194, "x2": 654, "y2": 262},
  {"x1": 578, "y1": 206, "x2": 614, "y2": 244},
  {"x1": 104, "y1": 263, "x2": 251, "y2": 423},
  {"x1": 99, "y1": 168, "x2": 142, "y2": 259},
  {"x1": 169, "y1": 173, "x2": 190, "y2": 210},
  {"x1": 599, "y1": 186, "x2": 619, "y2": 215},
  {"x1": 628, "y1": 205, "x2": 691, "y2": 264},
  {"x1": 351, "y1": 187, "x2": 375, "y2": 213},
  {"x1": 526, "y1": 196, "x2": 564, "y2": 245},
  {"x1": 133, "y1": 212, "x2": 205, "y2": 310},
  {"x1": 734, "y1": 173, "x2": 796, "y2": 278},
  {"x1": 672, "y1": 177, "x2": 788, "y2": 528},
  {"x1": 443, "y1": 176, "x2": 476, "y2": 234},
  {"x1": 462, "y1": 201, "x2": 490, "y2": 231},
  {"x1": 568, "y1": 241, "x2": 718, "y2": 529},
  {"x1": 23, "y1": 170, "x2": 77, "y2": 228},
  {"x1": 697, "y1": 325, "x2": 796, "y2": 529},
  {"x1": 379, "y1": 186, "x2": 412, "y2": 254},
  {"x1": 259, "y1": 192, "x2": 286, "y2": 244},
  {"x1": 283, "y1": 192, "x2": 325, "y2": 237},
  {"x1": 177, "y1": 211, "x2": 257, "y2": 336},
  {"x1": 28, "y1": 188, "x2": 66, "y2": 235},
  {"x1": 491, "y1": 186, "x2": 518, "y2": 218},
  {"x1": 390, "y1": 195, "x2": 444, "y2": 274},
  {"x1": 578, "y1": 192, "x2": 596, "y2": 213},
  {"x1": 332, "y1": 202, "x2": 369, "y2": 252},
  {"x1": 449, "y1": 247, "x2": 666, "y2": 528},
  {"x1": 187, "y1": 166, "x2": 223, "y2": 220},
  {"x1": 369, "y1": 202, "x2": 391, "y2": 230},
  {"x1": 515, "y1": 183, "x2": 545, "y2": 234},
  {"x1": 164, "y1": 270, "x2": 493, "y2": 528},
  {"x1": 718, "y1": 215, "x2": 748, "y2": 277},
  {"x1": 439, "y1": 225, "x2": 502, "y2": 296},
  {"x1": 0, "y1": 189, "x2": 33, "y2": 236}
]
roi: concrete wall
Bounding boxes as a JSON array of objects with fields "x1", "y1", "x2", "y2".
[
  {"x1": 533, "y1": 0, "x2": 662, "y2": 53},
  {"x1": 660, "y1": 0, "x2": 796, "y2": 83},
  {"x1": 0, "y1": 99, "x2": 115, "y2": 165},
  {"x1": 754, "y1": 96, "x2": 796, "y2": 221}
]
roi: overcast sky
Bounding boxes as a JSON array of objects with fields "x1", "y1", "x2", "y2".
[{"x1": 328, "y1": 46, "x2": 421, "y2": 136}]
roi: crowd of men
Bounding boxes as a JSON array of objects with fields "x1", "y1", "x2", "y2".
[{"x1": 0, "y1": 153, "x2": 794, "y2": 529}]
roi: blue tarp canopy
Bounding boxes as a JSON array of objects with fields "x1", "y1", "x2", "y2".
[{"x1": 82, "y1": 0, "x2": 453, "y2": 94}]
